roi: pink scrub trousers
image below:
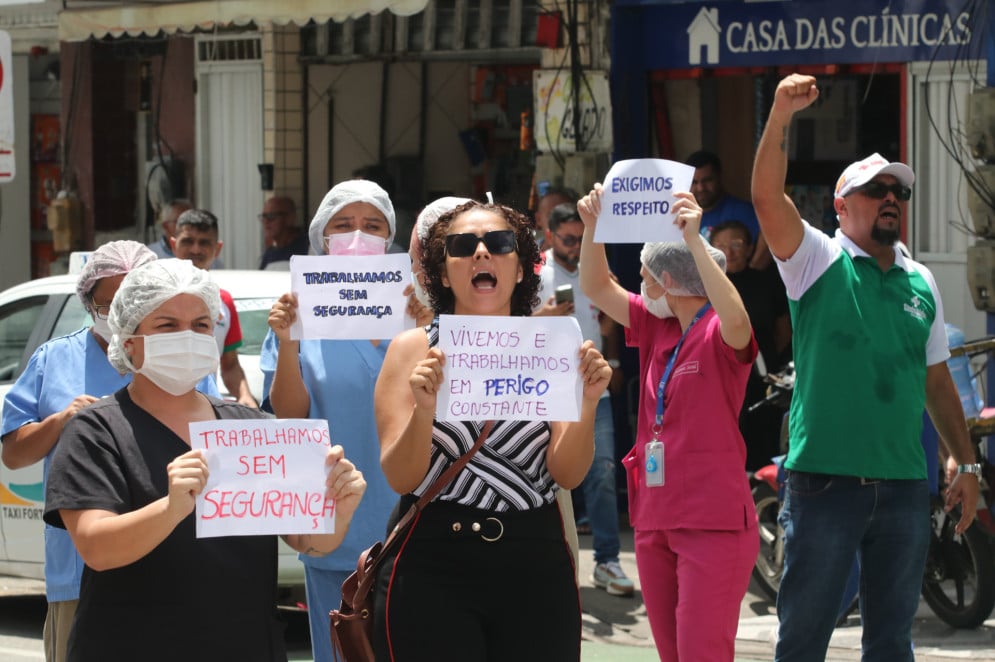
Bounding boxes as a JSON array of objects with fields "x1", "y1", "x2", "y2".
[{"x1": 635, "y1": 526, "x2": 758, "y2": 661}]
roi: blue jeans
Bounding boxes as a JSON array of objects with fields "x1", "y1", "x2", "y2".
[
  {"x1": 581, "y1": 397, "x2": 621, "y2": 564},
  {"x1": 775, "y1": 472, "x2": 929, "y2": 662}
]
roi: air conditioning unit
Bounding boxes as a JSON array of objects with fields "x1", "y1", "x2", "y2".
[
  {"x1": 966, "y1": 88, "x2": 995, "y2": 162},
  {"x1": 967, "y1": 239, "x2": 995, "y2": 312},
  {"x1": 967, "y1": 165, "x2": 995, "y2": 238}
]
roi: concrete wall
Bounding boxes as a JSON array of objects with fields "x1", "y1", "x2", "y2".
[
  {"x1": 306, "y1": 59, "x2": 472, "y2": 213},
  {"x1": 262, "y1": 25, "x2": 305, "y2": 215}
]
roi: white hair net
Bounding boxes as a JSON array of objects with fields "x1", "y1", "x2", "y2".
[
  {"x1": 107, "y1": 259, "x2": 221, "y2": 373},
  {"x1": 640, "y1": 241, "x2": 726, "y2": 297},
  {"x1": 415, "y1": 196, "x2": 473, "y2": 243},
  {"x1": 308, "y1": 179, "x2": 396, "y2": 255},
  {"x1": 75, "y1": 240, "x2": 157, "y2": 311}
]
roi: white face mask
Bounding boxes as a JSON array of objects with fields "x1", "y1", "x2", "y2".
[
  {"x1": 641, "y1": 281, "x2": 674, "y2": 319},
  {"x1": 325, "y1": 230, "x2": 387, "y2": 256},
  {"x1": 91, "y1": 315, "x2": 113, "y2": 343},
  {"x1": 411, "y1": 271, "x2": 433, "y2": 309},
  {"x1": 134, "y1": 330, "x2": 219, "y2": 396}
]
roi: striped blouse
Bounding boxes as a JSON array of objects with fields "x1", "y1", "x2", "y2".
[{"x1": 411, "y1": 320, "x2": 556, "y2": 511}]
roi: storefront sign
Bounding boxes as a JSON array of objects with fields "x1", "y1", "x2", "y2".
[
  {"x1": 0, "y1": 30, "x2": 14, "y2": 183},
  {"x1": 617, "y1": 0, "x2": 983, "y2": 69}
]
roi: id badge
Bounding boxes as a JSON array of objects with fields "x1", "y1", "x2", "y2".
[{"x1": 645, "y1": 439, "x2": 664, "y2": 488}]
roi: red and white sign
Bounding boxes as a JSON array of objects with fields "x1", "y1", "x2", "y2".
[{"x1": 0, "y1": 30, "x2": 14, "y2": 183}]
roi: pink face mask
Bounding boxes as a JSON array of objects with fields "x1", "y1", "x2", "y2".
[{"x1": 325, "y1": 230, "x2": 388, "y2": 256}]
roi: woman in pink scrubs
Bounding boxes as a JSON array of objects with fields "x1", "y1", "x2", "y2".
[{"x1": 577, "y1": 185, "x2": 759, "y2": 661}]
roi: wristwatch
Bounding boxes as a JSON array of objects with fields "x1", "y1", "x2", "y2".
[{"x1": 957, "y1": 463, "x2": 983, "y2": 477}]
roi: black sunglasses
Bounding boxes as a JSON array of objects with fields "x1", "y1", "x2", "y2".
[
  {"x1": 445, "y1": 230, "x2": 517, "y2": 257},
  {"x1": 853, "y1": 181, "x2": 912, "y2": 201},
  {"x1": 552, "y1": 232, "x2": 582, "y2": 248}
]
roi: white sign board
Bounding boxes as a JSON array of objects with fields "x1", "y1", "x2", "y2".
[
  {"x1": 289, "y1": 254, "x2": 413, "y2": 340},
  {"x1": 436, "y1": 314, "x2": 583, "y2": 422},
  {"x1": 191, "y1": 418, "x2": 335, "y2": 538},
  {"x1": 68, "y1": 252, "x2": 93, "y2": 275},
  {"x1": 0, "y1": 30, "x2": 14, "y2": 183},
  {"x1": 594, "y1": 159, "x2": 695, "y2": 244},
  {"x1": 533, "y1": 69, "x2": 613, "y2": 153}
]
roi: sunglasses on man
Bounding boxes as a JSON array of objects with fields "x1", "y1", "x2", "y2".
[
  {"x1": 852, "y1": 181, "x2": 912, "y2": 201},
  {"x1": 445, "y1": 230, "x2": 518, "y2": 257},
  {"x1": 552, "y1": 232, "x2": 583, "y2": 248}
]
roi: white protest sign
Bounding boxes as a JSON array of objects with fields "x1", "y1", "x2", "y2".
[
  {"x1": 437, "y1": 314, "x2": 583, "y2": 422},
  {"x1": 0, "y1": 31, "x2": 14, "y2": 183},
  {"x1": 594, "y1": 159, "x2": 695, "y2": 244},
  {"x1": 289, "y1": 254, "x2": 413, "y2": 340},
  {"x1": 191, "y1": 418, "x2": 334, "y2": 538}
]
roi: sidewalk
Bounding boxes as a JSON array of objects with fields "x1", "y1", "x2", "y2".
[{"x1": 577, "y1": 524, "x2": 995, "y2": 661}]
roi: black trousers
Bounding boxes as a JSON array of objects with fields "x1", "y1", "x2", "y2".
[{"x1": 373, "y1": 497, "x2": 581, "y2": 662}]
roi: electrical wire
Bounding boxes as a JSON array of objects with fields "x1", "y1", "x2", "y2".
[
  {"x1": 921, "y1": 0, "x2": 994, "y2": 241},
  {"x1": 533, "y1": 0, "x2": 604, "y2": 168}
]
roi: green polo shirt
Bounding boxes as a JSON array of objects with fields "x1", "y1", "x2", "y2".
[{"x1": 778, "y1": 225, "x2": 948, "y2": 479}]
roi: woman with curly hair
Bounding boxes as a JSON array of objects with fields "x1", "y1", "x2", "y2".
[{"x1": 372, "y1": 201, "x2": 612, "y2": 661}]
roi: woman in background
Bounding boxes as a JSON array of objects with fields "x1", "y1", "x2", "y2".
[{"x1": 262, "y1": 180, "x2": 399, "y2": 662}]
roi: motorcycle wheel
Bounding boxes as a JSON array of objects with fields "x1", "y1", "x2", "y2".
[
  {"x1": 752, "y1": 482, "x2": 783, "y2": 601},
  {"x1": 921, "y1": 505, "x2": 995, "y2": 629}
]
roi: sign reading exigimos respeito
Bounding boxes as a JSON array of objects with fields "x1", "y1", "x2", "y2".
[{"x1": 0, "y1": 30, "x2": 14, "y2": 183}]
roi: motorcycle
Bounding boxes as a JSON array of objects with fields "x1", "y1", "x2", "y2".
[{"x1": 748, "y1": 358, "x2": 995, "y2": 629}]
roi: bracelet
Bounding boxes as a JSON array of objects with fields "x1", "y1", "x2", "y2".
[{"x1": 957, "y1": 463, "x2": 982, "y2": 477}]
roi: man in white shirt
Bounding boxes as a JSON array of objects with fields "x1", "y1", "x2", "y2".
[{"x1": 536, "y1": 203, "x2": 633, "y2": 596}]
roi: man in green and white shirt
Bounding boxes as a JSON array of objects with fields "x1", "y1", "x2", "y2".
[{"x1": 752, "y1": 72, "x2": 979, "y2": 662}]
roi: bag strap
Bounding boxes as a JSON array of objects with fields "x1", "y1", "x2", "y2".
[
  {"x1": 349, "y1": 420, "x2": 496, "y2": 602},
  {"x1": 411, "y1": 419, "x2": 495, "y2": 509}
]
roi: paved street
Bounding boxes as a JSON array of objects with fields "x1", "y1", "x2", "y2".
[
  {"x1": 577, "y1": 523, "x2": 995, "y2": 660},
  {"x1": 4, "y1": 523, "x2": 995, "y2": 660}
]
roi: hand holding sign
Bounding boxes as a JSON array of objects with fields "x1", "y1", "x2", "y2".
[
  {"x1": 323, "y1": 444, "x2": 366, "y2": 525},
  {"x1": 268, "y1": 292, "x2": 299, "y2": 344},
  {"x1": 166, "y1": 449, "x2": 209, "y2": 520},
  {"x1": 410, "y1": 346, "x2": 446, "y2": 413},
  {"x1": 593, "y1": 159, "x2": 695, "y2": 244},
  {"x1": 671, "y1": 192, "x2": 704, "y2": 243},
  {"x1": 578, "y1": 339, "x2": 614, "y2": 402}
]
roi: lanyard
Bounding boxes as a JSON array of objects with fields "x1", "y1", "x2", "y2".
[{"x1": 653, "y1": 303, "x2": 711, "y2": 433}]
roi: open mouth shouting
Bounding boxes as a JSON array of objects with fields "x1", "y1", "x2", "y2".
[{"x1": 471, "y1": 269, "x2": 498, "y2": 291}]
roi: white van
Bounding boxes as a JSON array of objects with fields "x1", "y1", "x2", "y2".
[{"x1": 0, "y1": 270, "x2": 307, "y2": 604}]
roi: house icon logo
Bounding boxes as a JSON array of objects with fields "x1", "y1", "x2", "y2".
[{"x1": 688, "y1": 7, "x2": 721, "y2": 65}]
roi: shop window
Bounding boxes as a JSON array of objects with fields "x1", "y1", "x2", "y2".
[
  {"x1": 407, "y1": 11, "x2": 426, "y2": 51},
  {"x1": 436, "y1": 0, "x2": 458, "y2": 50}
]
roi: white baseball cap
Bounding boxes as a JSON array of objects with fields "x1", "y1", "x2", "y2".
[{"x1": 834, "y1": 153, "x2": 915, "y2": 199}]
